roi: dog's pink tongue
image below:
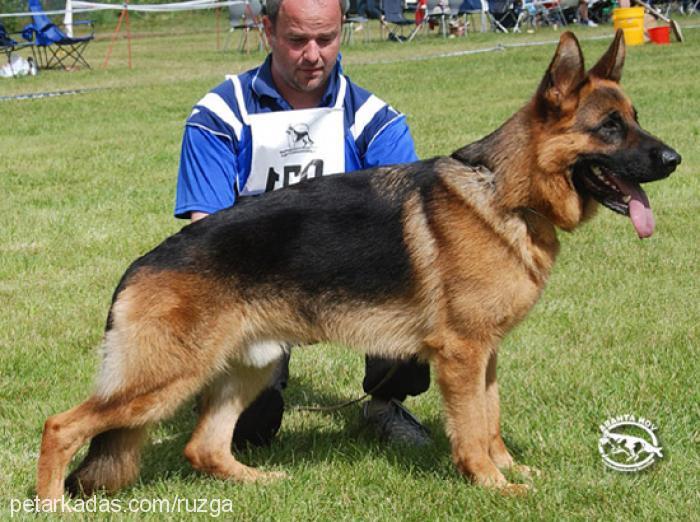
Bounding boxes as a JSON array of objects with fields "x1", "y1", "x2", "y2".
[
  {"x1": 629, "y1": 199, "x2": 655, "y2": 238},
  {"x1": 616, "y1": 178, "x2": 655, "y2": 238}
]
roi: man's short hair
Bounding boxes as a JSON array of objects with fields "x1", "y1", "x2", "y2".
[{"x1": 266, "y1": 0, "x2": 349, "y2": 24}]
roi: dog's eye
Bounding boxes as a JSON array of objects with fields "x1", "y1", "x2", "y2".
[
  {"x1": 602, "y1": 112, "x2": 622, "y2": 129},
  {"x1": 597, "y1": 112, "x2": 625, "y2": 142}
]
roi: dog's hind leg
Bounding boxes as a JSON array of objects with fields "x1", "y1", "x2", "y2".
[
  {"x1": 184, "y1": 359, "x2": 286, "y2": 483},
  {"x1": 37, "y1": 270, "x2": 258, "y2": 503},
  {"x1": 38, "y1": 281, "x2": 225, "y2": 501},
  {"x1": 65, "y1": 426, "x2": 147, "y2": 496},
  {"x1": 36, "y1": 372, "x2": 206, "y2": 503},
  {"x1": 37, "y1": 398, "x2": 108, "y2": 503}
]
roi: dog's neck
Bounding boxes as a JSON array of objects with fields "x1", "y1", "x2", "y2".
[
  {"x1": 451, "y1": 105, "x2": 541, "y2": 214},
  {"x1": 451, "y1": 104, "x2": 562, "y2": 269}
]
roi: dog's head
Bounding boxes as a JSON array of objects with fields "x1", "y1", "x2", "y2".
[{"x1": 530, "y1": 30, "x2": 680, "y2": 238}]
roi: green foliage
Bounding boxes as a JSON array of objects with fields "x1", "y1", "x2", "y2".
[
  {"x1": 1, "y1": 14, "x2": 698, "y2": 520},
  {"x1": 1, "y1": 0, "x2": 28, "y2": 31}
]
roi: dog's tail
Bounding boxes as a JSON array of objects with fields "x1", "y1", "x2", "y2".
[{"x1": 65, "y1": 426, "x2": 147, "y2": 496}]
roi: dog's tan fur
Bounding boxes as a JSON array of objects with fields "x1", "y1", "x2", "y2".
[{"x1": 36, "y1": 31, "x2": 679, "y2": 503}]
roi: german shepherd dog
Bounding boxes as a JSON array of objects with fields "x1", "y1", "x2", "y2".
[{"x1": 36, "y1": 30, "x2": 680, "y2": 501}]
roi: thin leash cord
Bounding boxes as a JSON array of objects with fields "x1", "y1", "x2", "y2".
[{"x1": 290, "y1": 364, "x2": 399, "y2": 413}]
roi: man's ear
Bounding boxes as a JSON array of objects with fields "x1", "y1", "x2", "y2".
[
  {"x1": 588, "y1": 29, "x2": 626, "y2": 83},
  {"x1": 535, "y1": 31, "x2": 586, "y2": 113},
  {"x1": 262, "y1": 16, "x2": 274, "y2": 43}
]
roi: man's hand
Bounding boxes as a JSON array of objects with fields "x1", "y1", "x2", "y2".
[{"x1": 191, "y1": 212, "x2": 209, "y2": 223}]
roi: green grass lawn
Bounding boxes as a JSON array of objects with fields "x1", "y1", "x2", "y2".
[{"x1": 1, "y1": 12, "x2": 699, "y2": 520}]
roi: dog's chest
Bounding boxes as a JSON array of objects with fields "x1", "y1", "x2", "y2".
[{"x1": 428, "y1": 179, "x2": 554, "y2": 331}]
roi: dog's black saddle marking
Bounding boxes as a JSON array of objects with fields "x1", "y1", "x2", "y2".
[{"x1": 126, "y1": 164, "x2": 440, "y2": 302}]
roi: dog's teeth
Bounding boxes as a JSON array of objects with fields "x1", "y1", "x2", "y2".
[
  {"x1": 623, "y1": 195, "x2": 632, "y2": 203},
  {"x1": 592, "y1": 166, "x2": 602, "y2": 176}
]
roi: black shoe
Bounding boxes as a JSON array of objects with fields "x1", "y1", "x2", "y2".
[
  {"x1": 232, "y1": 387, "x2": 284, "y2": 449},
  {"x1": 363, "y1": 398, "x2": 431, "y2": 446}
]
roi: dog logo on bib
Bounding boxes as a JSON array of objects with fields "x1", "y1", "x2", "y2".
[{"x1": 282, "y1": 123, "x2": 315, "y2": 156}]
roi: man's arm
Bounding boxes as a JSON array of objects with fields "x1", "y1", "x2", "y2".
[
  {"x1": 362, "y1": 115, "x2": 418, "y2": 168},
  {"x1": 175, "y1": 126, "x2": 238, "y2": 220}
]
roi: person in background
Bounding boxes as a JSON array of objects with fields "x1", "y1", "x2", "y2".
[
  {"x1": 175, "y1": 0, "x2": 431, "y2": 449},
  {"x1": 356, "y1": 0, "x2": 383, "y2": 19},
  {"x1": 578, "y1": 0, "x2": 598, "y2": 27}
]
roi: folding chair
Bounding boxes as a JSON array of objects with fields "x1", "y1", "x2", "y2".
[
  {"x1": 459, "y1": 0, "x2": 490, "y2": 32},
  {"x1": 448, "y1": 0, "x2": 468, "y2": 33},
  {"x1": 343, "y1": 0, "x2": 370, "y2": 45},
  {"x1": 514, "y1": 0, "x2": 537, "y2": 31},
  {"x1": 429, "y1": 0, "x2": 453, "y2": 38},
  {"x1": 410, "y1": 0, "x2": 453, "y2": 39},
  {"x1": 380, "y1": 0, "x2": 416, "y2": 41},
  {"x1": 533, "y1": 0, "x2": 568, "y2": 26},
  {"x1": 22, "y1": 0, "x2": 94, "y2": 70},
  {"x1": 487, "y1": 0, "x2": 519, "y2": 31},
  {"x1": 224, "y1": 0, "x2": 266, "y2": 53},
  {"x1": 1, "y1": 23, "x2": 33, "y2": 68}
]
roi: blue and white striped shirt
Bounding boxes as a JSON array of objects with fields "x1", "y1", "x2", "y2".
[{"x1": 175, "y1": 55, "x2": 418, "y2": 219}]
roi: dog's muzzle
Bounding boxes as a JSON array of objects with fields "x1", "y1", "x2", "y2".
[{"x1": 573, "y1": 145, "x2": 681, "y2": 239}]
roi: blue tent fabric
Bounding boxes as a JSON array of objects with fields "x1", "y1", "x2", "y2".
[{"x1": 22, "y1": 0, "x2": 94, "y2": 69}]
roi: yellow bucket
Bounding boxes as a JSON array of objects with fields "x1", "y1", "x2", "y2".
[{"x1": 612, "y1": 7, "x2": 645, "y2": 46}]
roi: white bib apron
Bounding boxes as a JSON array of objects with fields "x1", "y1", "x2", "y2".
[{"x1": 231, "y1": 75, "x2": 347, "y2": 197}]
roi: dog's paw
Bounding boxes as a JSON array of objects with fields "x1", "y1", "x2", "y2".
[
  {"x1": 259, "y1": 470, "x2": 289, "y2": 483},
  {"x1": 239, "y1": 468, "x2": 288, "y2": 484},
  {"x1": 511, "y1": 464, "x2": 542, "y2": 480},
  {"x1": 498, "y1": 482, "x2": 532, "y2": 496}
]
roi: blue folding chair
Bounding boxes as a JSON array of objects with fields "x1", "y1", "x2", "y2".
[
  {"x1": 22, "y1": 0, "x2": 94, "y2": 70},
  {"x1": 459, "y1": 0, "x2": 489, "y2": 32},
  {"x1": 1, "y1": 23, "x2": 34, "y2": 66},
  {"x1": 487, "y1": 0, "x2": 519, "y2": 32},
  {"x1": 380, "y1": 0, "x2": 416, "y2": 41}
]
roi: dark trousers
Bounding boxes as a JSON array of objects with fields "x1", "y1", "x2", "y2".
[
  {"x1": 362, "y1": 355, "x2": 430, "y2": 401},
  {"x1": 232, "y1": 352, "x2": 430, "y2": 447},
  {"x1": 356, "y1": 0, "x2": 383, "y2": 19}
]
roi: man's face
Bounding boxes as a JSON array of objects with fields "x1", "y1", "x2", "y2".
[{"x1": 264, "y1": 0, "x2": 342, "y2": 98}]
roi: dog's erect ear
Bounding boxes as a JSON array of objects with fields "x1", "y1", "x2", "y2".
[
  {"x1": 535, "y1": 32, "x2": 586, "y2": 113},
  {"x1": 588, "y1": 29, "x2": 626, "y2": 82}
]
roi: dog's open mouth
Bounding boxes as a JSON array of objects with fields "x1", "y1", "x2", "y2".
[{"x1": 574, "y1": 163, "x2": 655, "y2": 238}]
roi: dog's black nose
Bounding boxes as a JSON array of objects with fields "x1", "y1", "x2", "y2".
[{"x1": 660, "y1": 148, "x2": 681, "y2": 168}]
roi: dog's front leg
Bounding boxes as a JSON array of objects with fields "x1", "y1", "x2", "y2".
[
  {"x1": 435, "y1": 338, "x2": 527, "y2": 493},
  {"x1": 485, "y1": 350, "x2": 514, "y2": 470},
  {"x1": 485, "y1": 352, "x2": 537, "y2": 481}
]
